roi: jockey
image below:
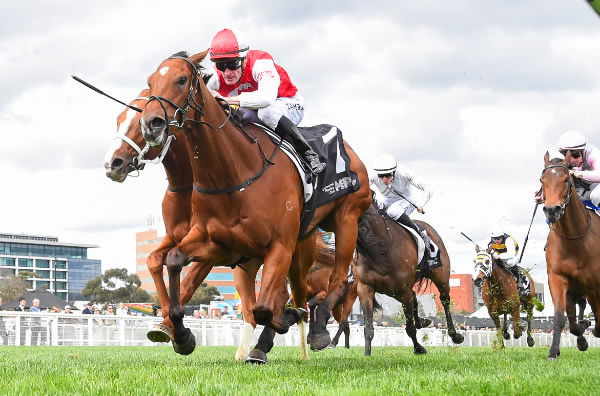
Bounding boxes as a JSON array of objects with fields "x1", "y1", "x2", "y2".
[
  {"x1": 369, "y1": 153, "x2": 434, "y2": 255},
  {"x1": 535, "y1": 131, "x2": 600, "y2": 206},
  {"x1": 206, "y1": 28, "x2": 325, "y2": 175},
  {"x1": 479, "y1": 229, "x2": 526, "y2": 294}
]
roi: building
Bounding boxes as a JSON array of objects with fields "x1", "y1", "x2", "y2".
[
  {"x1": 0, "y1": 233, "x2": 100, "y2": 301},
  {"x1": 136, "y1": 229, "x2": 251, "y2": 302}
]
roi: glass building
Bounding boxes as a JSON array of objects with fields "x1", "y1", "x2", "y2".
[{"x1": 0, "y1": 233, "x2": 101, "y2": 301}]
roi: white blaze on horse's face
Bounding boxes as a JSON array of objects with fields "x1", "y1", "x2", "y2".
[
  {"x1": 103, "y1": 107, "x2": 139, "y2": 172},
  {"x1": 159, "y1": 66, "x2": 169, "y2": 76}
]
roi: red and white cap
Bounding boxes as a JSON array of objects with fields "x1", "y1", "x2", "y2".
[{"x1": 209, "y1": 29, "x2": 249, "y2": 60}]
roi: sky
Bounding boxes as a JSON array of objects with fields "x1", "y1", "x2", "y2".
[{"x1": 2, "y1": 1, "x2": 600, "y2": 308}]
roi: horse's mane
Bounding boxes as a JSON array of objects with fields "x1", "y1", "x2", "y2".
[
  {"x1": 168, "y1": 50, "x2": 211, "y2": 84},
  {"x1": 355, "y1": 204, "x2": 388, "y2": 262}
]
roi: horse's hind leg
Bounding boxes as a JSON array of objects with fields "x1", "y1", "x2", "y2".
[
  {"x1": 166, "y1": 246, "x2": 196, "y2": 355},
  {"x1": 412, "y1": 290, "x2": 431, "y2": 329},
  {"x1": 357, "y1": 282, "x2": 375, "y2": 356},
  {"x1": 566, "y1": 291, "x2": 588, "y2": 351},
  {"x1": 245, "y1": 326, "x2": 276, "y2": 365}
]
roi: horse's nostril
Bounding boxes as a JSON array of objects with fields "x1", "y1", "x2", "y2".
[
  {"x1": 148, "y1": 117, "x2": 166, "y2": 132},
  {"x1": 111, "y1": 158, "x2": 124, "y2": 170}
]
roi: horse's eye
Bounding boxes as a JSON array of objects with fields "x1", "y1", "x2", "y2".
[
  {"x1": 485, "y1": 259, "x2": 489, "y2": 264},
  {"x1": 177, "y1": 76, "x2": 188, "y2": 86}
]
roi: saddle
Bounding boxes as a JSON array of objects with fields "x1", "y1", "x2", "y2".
[{"x1": 230, "y1": 108, "x2": 361, "y2": 239}]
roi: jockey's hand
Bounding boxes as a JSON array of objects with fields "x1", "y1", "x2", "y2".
[
  {"x1": 570, "y1": 170, "x2": 584, "y2": 179},
  {"x1": 534, "y1": 190, "x2": 544, "y2": 203},
  {"x1": 475, "y1": 245, "x2": 480, "y2": 253},
  {"x1": 492, "y1": 252, "x2": 500, "y2": 260},
  {"x1": 417, "y1": 206, "x2": 424, "y2": 214},
  {"x1": 209, "y1": 90, "x2": 223, "y2": 99}
]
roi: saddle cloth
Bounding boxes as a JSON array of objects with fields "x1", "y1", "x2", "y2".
[
  {"x1": 583, "y1": 200, "x2": 600, "y2": 217},
  {"x1": 252, "y1": 122, "x2": 361, "y2": 238},
  {"x1": 394, "y1": 222, "x2": 441, "y2": 271}
]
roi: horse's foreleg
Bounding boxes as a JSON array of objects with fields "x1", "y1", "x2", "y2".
[
  {"x1": 511, "y1": 309, "x2": 522, "y2": 340},
  {"x1": 490, "y1": 311, "x2": 504, "y2": 350},
  {"x1": 525, "y1": 300, "x2": 535, "y2": 347},
  {"x1": 357, "y1": 282, "x2": 375, "y2": 356},
  {"x1": 434, "y1": 278, "x2": 463, "y2": 344},
  {"x1": 398, "y1": 289, "x2": 426, "y2": 355},
  {"x1": 166, "y1": 246, "x2": 195, "y2": 355},
  {"x1": 548, "y1": 274, "x2": 568, "y2": 360},
  {"x1": 253, "y1": 243, "x2": 294, "y2": 333},
  {"x1": 146, "y1": 241, "x2": 174, "y2": 343},
  {"x1": 245, "y1": 326, "x2": 276, "y2": 365},
  {"x1": 287, "y1": 239, "x2": 314, "y2": 360},
  {"x1": 234, "y1": 261, "x2": 261, "y2": 362}
]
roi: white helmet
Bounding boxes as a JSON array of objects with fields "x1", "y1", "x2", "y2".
[
  {"x1": 558, "y1": 130, "x2": 586, "y2": 152},
  {"x1": 373, "y1": 153, "x2": 397, "y2": 174},
  {"x1": 490, "y1": 229, "x2": 504, "y2": 238}
]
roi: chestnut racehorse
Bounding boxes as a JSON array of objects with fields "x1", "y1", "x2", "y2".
[
  {"x1": 541, "y1": 152, "x2": 600, "y2": 360},
  {"x1": 139, "y1": 51, "x2": 372, "y2": 354},
  {"x1": 473, "y1": 251, "x2": 542, "y2": 349},
  {"x1": 104, "y1": 89, "x2": 313, "y2": 363},
  {"x1": 353, "y1": 203, "x2": 464, "y2": 356}
]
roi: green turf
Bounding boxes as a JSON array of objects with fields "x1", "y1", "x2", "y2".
[{"x1": 0, "y1": 345, "x2": 598, "y2": 395}]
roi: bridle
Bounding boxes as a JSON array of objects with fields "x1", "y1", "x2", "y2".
[
  {"x1": 541, "y1": 164, "x2": 591, "y2": 239},
  {"x1": 145, "y1": 56, "x2": 231, "y2": 132},
  {"x1": 143, "y1": 55, "x2": 283, "y2": 195},
  {"x1": 113, "y1": 96, "x2": 178, "y2": 175}
]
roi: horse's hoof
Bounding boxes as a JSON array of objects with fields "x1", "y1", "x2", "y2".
[
  {"x1": 577, "y1": 336, "x2": 588, "y2": 352},
  {"x1": 310, "y1": 331, "x2": 331, "y2": 351},
  {"x1": 579, "y1": 320, "x2": 591, "y2": 329},
  {"x1": 245, "y1": 349, "x2": 267, "y2": 364},
  {"x1": 547, "y1": 356, "x2": 557, "y2": 361},
  {"x1": 327, "y1": 343, "x2": 337, "y2": 349},
  {"x1": 527, "y1": 337, "x2": 534, "y2": 347},
  {"x1": 284, "y1": 307, "x2": 307, "y2": 325},
  {"x1": 414, "y1": 346, "x2": 427, "y2": 355},
  {"x1": 147, "y1": 324, "x2": 171, "y2": 343},
  {"x1": 172, "y1": 330, "x2": 196, "y2": 356},
  {"x1": 451, "y1": 333, "x2": 464, "y2": 344},
  {"x1": 503, "y1": 332, "x2": 510, "y2": 340}
]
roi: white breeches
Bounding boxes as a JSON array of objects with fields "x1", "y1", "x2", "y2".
[
  {"x1": 257, "y1": 93, "x2": 305, "y2": 129},
  {"x1": 385, "y1": 198, "x2": 415, "y2": 219}
]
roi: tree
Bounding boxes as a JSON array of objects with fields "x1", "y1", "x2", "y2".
[
  {"x1": 82, "y1": 268, "x2": 150, "y2": 304},
  {"x1": 0, "y1": 275, "x2": 28, "y2": 301},
  {"x1": 187, "y1": 283, "x2": 221, "y2": 305}
]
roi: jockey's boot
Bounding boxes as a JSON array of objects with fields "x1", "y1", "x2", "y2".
[
  {"x1": 276, "y1": 116, "x2": 326, "y2": 175},
  {"x1": 396, "y1": 213, "x2": 431, "y2": 258},
  {"x1": 508, "y1": 265, "x2": 524, "y2": 293}
]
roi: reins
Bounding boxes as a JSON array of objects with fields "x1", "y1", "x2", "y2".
[
  {"x1": 541, "y1": 164, "x2": 592, "y2": 239},
  {"x1": 147, "y1": 55, "x2": 282, "y2": 195}
]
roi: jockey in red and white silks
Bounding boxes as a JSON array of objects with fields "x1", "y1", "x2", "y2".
[
  {"x1": 206, "y1": 49, "x2": 305, "y2": 129},
  {"x1": 206, "y1": 28, "x2": 324, "y2": 174}
]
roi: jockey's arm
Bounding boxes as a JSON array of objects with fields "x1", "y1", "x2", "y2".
[
  {"x1": 238, "y1": 59, "x2": 280, "y2": 109},
  {"x1": 497, "y1": 240, "x2": 518, "y2": 266},
  {"x1": 572, "y1": 149, "x2": 600, "y2": 183},
  {"x1": 403, "y1": 170, "x2": 434, "y2": 209}
]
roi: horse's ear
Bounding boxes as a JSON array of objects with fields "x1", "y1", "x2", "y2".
[
  {"x1": 190, "y1": 49, "x2": 209, "y2": 67},
  {"x1": 563, "y1": 150, "x2": 572, "y2": 165},
  {"x1": 544, "y1": 151, "x2": 550, "y2": 166}
]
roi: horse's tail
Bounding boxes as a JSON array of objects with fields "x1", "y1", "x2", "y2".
[
  {"x1": 532, "y1": 296, "x2": 544, "y2": 312},
  {"x1": 414, "y1": 276, "x2": 432, "y2": 292},
  {"x1": 373, "y1": 295, "x2": 383, "y2": 312}
]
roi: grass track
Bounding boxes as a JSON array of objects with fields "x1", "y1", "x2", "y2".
[{"x1": 0, "y1": 345, "x2": 599, "y2": 395}]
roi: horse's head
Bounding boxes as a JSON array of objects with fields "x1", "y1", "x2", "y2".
[
  {"x1": 541, "y1": 151, "x2": 574, "y2": 224},
  {"x1": 472, "y1": 251, "x2": 492, "y2": 287},
  {"x1": 140, "y1": 50, "x2": 208, "y2": 147},
  {"x1": 103, "y1": 91, "x2": 151, "y2": 182}
]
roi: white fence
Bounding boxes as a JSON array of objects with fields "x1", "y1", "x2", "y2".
[{"x1": 1, "y1": 311, "x2": 599, "y2": 348}]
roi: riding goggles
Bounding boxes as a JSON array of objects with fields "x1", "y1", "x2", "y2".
[
  {"x1": 378, "y1": 173, "x2": 393, "y2": 179},
  {"x1": 560, "y1": 149, "x2": 583, "y2": 158},
  {"x1": 215, "y1": 59, "x2": 243, "y2": 72}
]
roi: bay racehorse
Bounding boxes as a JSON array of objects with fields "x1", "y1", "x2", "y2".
[
  {"x1": 541, "y1": 152, "x2": 600, "y2": 360},
  {"x1": 138, "y1": 51, "x2": 372, "y2": 354},
  {"x1": 353, "y1": 203, "x2": 464, "y2": 356},
  {"x1": 104, "y1": 88, "x2": 320, "y2": 363},
  {"x1": 473, "y1": 250, "x2": 543, "y2": 349}
]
